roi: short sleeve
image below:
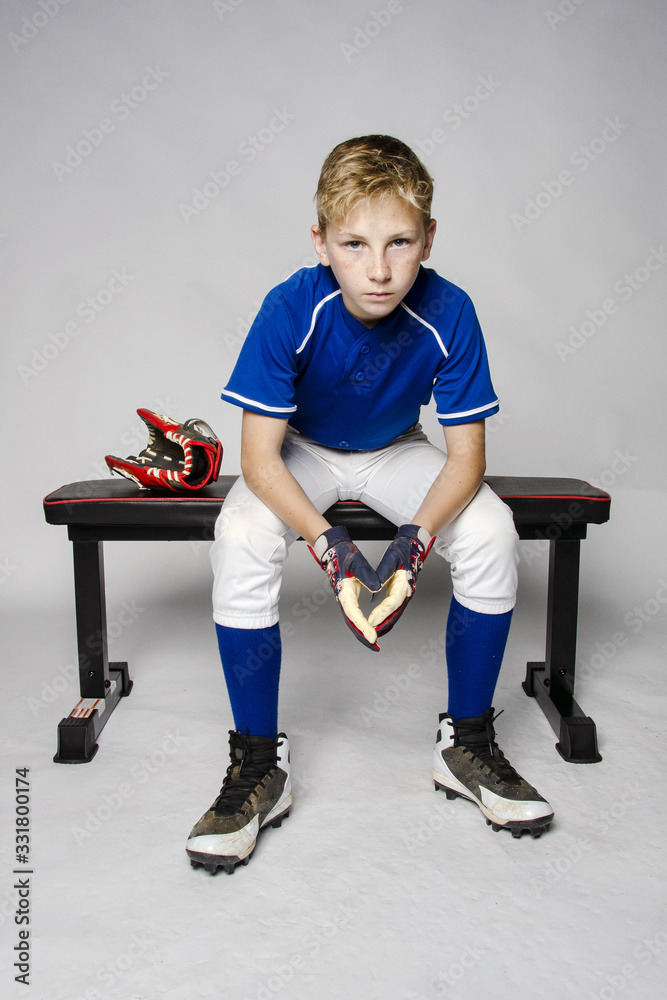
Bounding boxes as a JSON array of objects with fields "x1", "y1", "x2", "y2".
[{"x1": 432, "y1": 296, "x2": 499, "y2": 425}]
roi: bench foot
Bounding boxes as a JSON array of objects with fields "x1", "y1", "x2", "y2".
[
  {"x1": 53, "y1": 662, "x2": 133, "y2": 764},
  {"x1": 523, "y1": 661, "x2": 602, "y2": 764}
]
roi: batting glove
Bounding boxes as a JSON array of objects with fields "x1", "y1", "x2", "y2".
[
  {"x1": 368, "y1": 524, "x2": 435, "y2": 637},
  {"x1": 309, "y1": 526, "x2": 381, "y2": 651}
]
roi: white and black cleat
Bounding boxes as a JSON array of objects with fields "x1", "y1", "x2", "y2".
[
  {"x1": 433, "y1": 710, "x2": 554, "y2": 838},
  {"x1": 186, "y1": 731, "x2": 291, "y2": 874}
]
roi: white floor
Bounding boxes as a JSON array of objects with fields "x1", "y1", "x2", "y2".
[{"x1": 3, "y1": 487, "x2": 666, "y2": 1000}]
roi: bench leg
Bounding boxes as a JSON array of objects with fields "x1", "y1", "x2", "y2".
[
  {"x1": 53, "y1": 540, "x2": 132, "y2": 763},
  {"x1": 523, "y1": 537, "x2": 602, "y2": 763}
]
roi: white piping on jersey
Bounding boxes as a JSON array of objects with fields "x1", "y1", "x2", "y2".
[
  {"x1": 282, "y1": 262, "x2": 320, "y2": 282},
  {"x1": 436, "y1": 399, "x2": 499, "y2": 420},
  {"x1": 296, "y1": 289, "x2": 342, "y2": 354},
  {"x1": 399, "y1": 301, "x2": 449, "y2": 357},
  {"x1": 221, "y1": 389, "x2": 297, "y2": 413}
]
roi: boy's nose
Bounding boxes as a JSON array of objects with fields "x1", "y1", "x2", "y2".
[{"x1": 368, "y1": 255, "x2": 391, "y2": 281}]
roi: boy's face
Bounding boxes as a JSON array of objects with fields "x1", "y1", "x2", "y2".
[{"x1": 311, "y1": 197, "x2": 436, "y2": 327}]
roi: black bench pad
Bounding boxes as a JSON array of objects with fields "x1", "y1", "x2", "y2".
[{"x1": 43, "y1": 476, "x2": 611, "y2": 531}]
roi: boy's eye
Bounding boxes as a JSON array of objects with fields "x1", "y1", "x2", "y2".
[
  {"x1": 392, "y1": 238, "x2": 410, "y2": 247},
  {"x1": 345, "y1": 240, "x2": 362, "y2": 249}
]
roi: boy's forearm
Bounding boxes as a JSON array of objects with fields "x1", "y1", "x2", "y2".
[
  {"x1": 412, "y1": 420, "x2": 486, "y2": 536},
  {"x1": 412, "y1": 453, "x2": 485, "y2": 537},
  {"x1": 242, "y1": 456, "x2": 330, "y2": 546},
  {"x1": 240, "y1": 411, "x2": 330, "y2": 545}
]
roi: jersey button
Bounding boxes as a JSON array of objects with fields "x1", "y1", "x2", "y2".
[
  {"x1": 355, "y1": 372, "x2": 365, "y2": 382},
  {"x1": 339, "y1": 440, "x2": 350, "y2": 448},
  {"x1": 360, "y1": 345, "x2": 370, "y2": 355}
]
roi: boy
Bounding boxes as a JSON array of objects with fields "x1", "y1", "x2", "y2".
[{"x1": 186, "y1": 135, "x2": 554, "y2": 874}]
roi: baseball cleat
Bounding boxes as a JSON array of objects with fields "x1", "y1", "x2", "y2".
[
  {"x1": 432, "y1": 709, "x2": 553, "y2": 838},
  {"x1": 187, "y1": 730, "x2": 291, "y2": 873}
]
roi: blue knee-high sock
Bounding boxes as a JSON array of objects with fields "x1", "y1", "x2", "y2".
[
  {"x1": 215, "y1": 623, "x2": 281, "y2": 739},
  {"x1": 445, "y1": 596, "x2": 513, "y2": 721}
]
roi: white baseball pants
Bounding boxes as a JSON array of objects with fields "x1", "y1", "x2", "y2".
[{"x1": 211, "y1": 425, "x2": 519, "y2": 628}]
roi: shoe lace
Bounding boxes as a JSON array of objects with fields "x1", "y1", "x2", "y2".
[
  {"x1": 213, "y1": 732, "x2": 278, "y2": 815},
  {"x1": 451, "y1": 711, "x2": 522, "y2": 786}
]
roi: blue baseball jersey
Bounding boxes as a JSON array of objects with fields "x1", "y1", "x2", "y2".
[{"x1": 222, "y1": 264, "x2": 499, "y2": 450}]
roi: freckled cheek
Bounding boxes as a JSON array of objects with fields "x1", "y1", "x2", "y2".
[
  {"x1": 335, "y1": 261, "x2": 366, "y2": 288},
  {"x1": 394, "y1": 258, "x2": 421, "y2": 287}
]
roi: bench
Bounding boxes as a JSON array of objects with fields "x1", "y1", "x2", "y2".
[{"x1": 43, "y1": 476, "x2": 611, "y2": 766}]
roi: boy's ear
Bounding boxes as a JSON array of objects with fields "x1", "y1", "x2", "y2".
[
  {"x1": 421, "y1": 219, "x2": 437, "y2": 262},
  {"x1": 311, "y1": 225, "x2": 330, "y2": 266}
]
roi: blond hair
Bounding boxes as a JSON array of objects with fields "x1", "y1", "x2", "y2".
[{"x1": 315, "y1": 135, "x2": 433, "y2": 234}]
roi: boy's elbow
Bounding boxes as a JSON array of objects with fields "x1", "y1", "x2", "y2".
[
  {"x1": 241, "y1": 449, "x2": 282, "y2": 493},
  {"x1": 240, "y1": 450, "x2": 254, "y2": 482},
  {"x1": 241, "y1": 452, "x2": 264, "y2": 492}
]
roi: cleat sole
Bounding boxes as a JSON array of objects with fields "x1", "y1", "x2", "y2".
[
  {"x1": 435, "y1": 777, "x2": 553, "y2": 839},
  {"x1": 270, "y1": 809, "x2": 289, "y2": 829},
  {"x1": 188, "y1": 851, "x2": 250, "y2": 875},
  {"x1": 187, "y1": 803, "x2": 291, "y2": 874}
]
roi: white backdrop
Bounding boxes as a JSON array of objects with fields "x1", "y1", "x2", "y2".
[{"x1": 2, "y1": 2, "x2": 667, "y2": 998}]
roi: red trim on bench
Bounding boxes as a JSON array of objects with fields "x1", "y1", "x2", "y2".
[
  {"x1": 43, "y1": 494, "x2": 219, "y2": 505},
  {"x1": 43, "y1": 493, "x2": 610, "y2": 506}
]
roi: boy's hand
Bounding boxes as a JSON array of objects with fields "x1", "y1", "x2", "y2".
[
  {"x1": 309, "y1": 526, "x2": 381, "y2": 651},
  {"x1": 368, "y1": 525, "x2": 435, "y2": 637}
]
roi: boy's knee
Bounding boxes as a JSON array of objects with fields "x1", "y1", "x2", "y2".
[
  {"x1": 214, "y1": 501, "x2": 255, "y2": 543},
  {"x1": 213, "y1": 492, "x2": 287, "y2": 545},
  {"x1": 458, "y1": 500, "x2": 518, "y2": 559},
  {"x1": 444, "y1": 501, "x2": 519, "y2": 608}
]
